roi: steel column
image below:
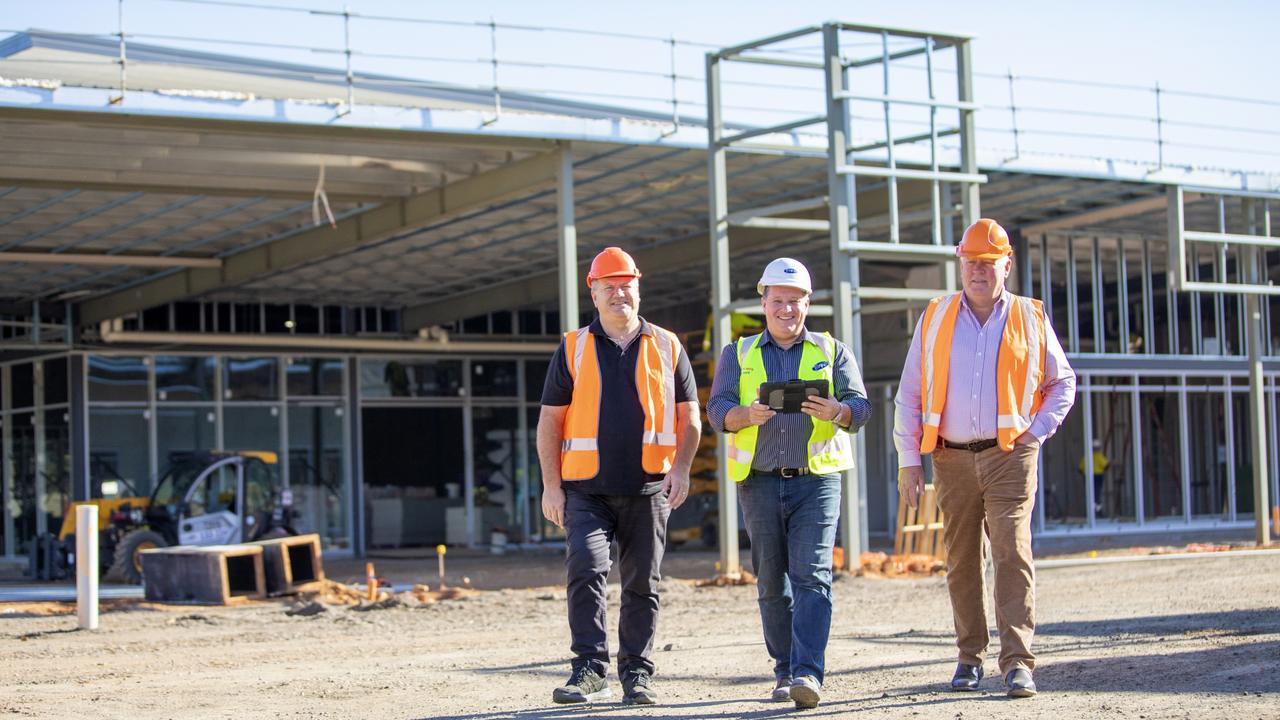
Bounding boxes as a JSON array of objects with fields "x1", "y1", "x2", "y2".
[
  {"x1": 955, "y1": 38, "x2": 981, "y2": 223},
  {"x1": 1245, "y1": 199, "x2": 1272, "y2": 544},
  {"x1": 556, "y1": 145, "x2": 579, "y2": 332},
  {"x1": 824, "y1": 23, "x2": 866, "y2": 560},
  {"x1": 706, "y1": 52, "x2": 739, "y2": 575}
]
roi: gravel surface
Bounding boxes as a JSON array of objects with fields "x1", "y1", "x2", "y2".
[{"x1": 1, "y1": 553, "x2": 1277, "y2": 719}]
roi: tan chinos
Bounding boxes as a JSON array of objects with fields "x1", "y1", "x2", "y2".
[{"x1": 932, "y1": 438, "x2": 1039, "y2": 674}]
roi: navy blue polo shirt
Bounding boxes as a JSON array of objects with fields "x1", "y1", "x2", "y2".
[{"x1": 541, "y1": 317, "x2": 697, "y2": 496}]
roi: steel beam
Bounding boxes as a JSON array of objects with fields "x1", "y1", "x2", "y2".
[
  {"x1": 0, "y1": 251, "x2": 221, "y2": 268},
  {"x1": 79, "y1": 152, "x2": 559, "y2": 325},
  {"x1": 1021, "y1": 195, "x2": 1167, "y2": 235},
  {"x1": 401, "y1": 181, "x2": 914, "y2": 328}
]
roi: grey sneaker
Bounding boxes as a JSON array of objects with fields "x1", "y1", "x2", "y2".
[
  {"x1": 621, "y1": 668, "x2": 658, "y2": 705},
  {"x1": 770, "y1": 676, "x2": 793, "y2": 702},
  {"x1": 552, "y1": 666, "x2": 611, "y2": 704},
  {"x1": 790, "y1": 675, "x2": 821, "y2": 709}
]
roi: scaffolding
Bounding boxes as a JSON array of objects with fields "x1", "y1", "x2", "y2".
[{"x1": 706, "y1": 22, "x2": 985, "y2": 572}]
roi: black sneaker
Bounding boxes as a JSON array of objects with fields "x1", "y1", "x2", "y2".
[
  {"x1": 552, "y1": 666, "x2": 611, "y2": 704},
  {"x1": 621, "y1": 668, "x2": 658, "y2": 705}
]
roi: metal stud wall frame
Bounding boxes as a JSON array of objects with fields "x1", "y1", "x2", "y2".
[
  {"x1": 706, "y1": 22, "x2": 984, "y2": 571},
  {"x1": 1167, "y1": 186, "x2": 1280, "y2": 545}
]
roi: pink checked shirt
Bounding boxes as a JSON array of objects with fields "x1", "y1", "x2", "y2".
[{"x1": 893, "y1": 291, "x2": 1077, "y2": 468}]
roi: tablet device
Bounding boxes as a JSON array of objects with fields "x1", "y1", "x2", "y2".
[{"x1": 757, "y1": 379, "x2": 830, "y2": 413}]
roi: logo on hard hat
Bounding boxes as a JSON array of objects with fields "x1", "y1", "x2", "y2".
[{"x1": 784, "y1": 268, "x2": 797, "y2": 274}]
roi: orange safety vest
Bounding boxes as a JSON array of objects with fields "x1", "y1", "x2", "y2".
[
  {"x1": 918, "y1": 292, "x2": 1047, "y2": 453},
  {"x1": 560, "y1": 325, "x2": 681, "y2": 480}
]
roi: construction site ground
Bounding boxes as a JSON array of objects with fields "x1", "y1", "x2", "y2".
[{"x1": 2, "y1": 549, "x2": 1277, "y2": 720}]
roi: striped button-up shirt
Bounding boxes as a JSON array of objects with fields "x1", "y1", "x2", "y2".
[
  {"x1": 708, "y1": 329, "x2": 872, "y2": 472},
  {"x1": 893, "y1": 291, "x2": 1076, "y2": 468}
]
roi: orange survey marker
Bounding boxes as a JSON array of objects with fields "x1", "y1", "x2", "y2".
[{"x1": 436, "y1": 544, "x2": 447, "y2": 590}]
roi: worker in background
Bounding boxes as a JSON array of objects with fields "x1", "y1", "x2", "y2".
[
  {"x1": 1080, "y1": 438, "x2": 1110, "y2": 516},
  {"x1": 706, "y1": 257, "x2": 872, "y2": 710},
  {"x1": 894, "y1": 219, "x2": 1076, "y2": 699},
  {"x1": 536, "y1": 246, "x2": 701, "y2": 706}
]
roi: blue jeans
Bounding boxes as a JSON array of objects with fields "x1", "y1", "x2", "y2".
[{"x1": 737, "y1": 471, "x2": 841, "y2": 684}]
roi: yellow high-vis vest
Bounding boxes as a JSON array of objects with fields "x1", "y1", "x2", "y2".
[
  {"x1": 917, "y1": 292, "x2": 1047, "y2": 453},
  {"x1": 726, "y1": 332, "x2": 854, "y2": 482},
  {"x1": 560, "y1": 325, "x2": 681, "y2": 480}
]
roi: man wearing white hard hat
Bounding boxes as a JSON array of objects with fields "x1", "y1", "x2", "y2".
[{"x1": 707, "y1": 257, "x2": 872, "y2": 709}]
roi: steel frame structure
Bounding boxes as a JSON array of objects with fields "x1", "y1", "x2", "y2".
[
  {"x1": 1168, "y1": 185, "x2": 1279, "y2": 545},
  {"x1": 706, "y1": 23, "x2": 984, "y2": 572}
]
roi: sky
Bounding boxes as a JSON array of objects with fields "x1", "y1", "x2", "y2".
[{"x1": 2, "y1": 0, "x2": 1277, "y2": 179}]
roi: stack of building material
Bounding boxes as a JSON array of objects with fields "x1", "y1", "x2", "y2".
[
  {"x1": 139, "y1": 545, "x2": 266, "y2": 605},
  {"x1": 247, "y1": 533, "x2": 325, "y2": 596}
]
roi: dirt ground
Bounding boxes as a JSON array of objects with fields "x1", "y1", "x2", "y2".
[{"x1": 1, "y1": 551, "x2": 1277, "y2": 720}]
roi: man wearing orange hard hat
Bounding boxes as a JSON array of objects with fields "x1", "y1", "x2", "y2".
[
  {"x1": 893, "y1": 219, "x2": 1076, "y2": 698},
  {"x1": 537, "y1": 246, "x2": 700, "y2": 706}
]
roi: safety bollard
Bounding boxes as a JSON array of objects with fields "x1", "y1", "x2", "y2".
[{"x1": 76, "y1": 505, "x2": 99, "y2": 630}]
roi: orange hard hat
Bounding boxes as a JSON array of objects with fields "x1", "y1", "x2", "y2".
[
  {"x1": 586, "y1": 246, "x2": 641, "y2": 288},
  {"x1": 956, "y1": 218, "x2": 1013, "y2": 261}
]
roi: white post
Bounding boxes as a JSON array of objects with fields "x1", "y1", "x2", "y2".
[{"x1": 76, "y1": 505, "x2": 99, "y2": 630}]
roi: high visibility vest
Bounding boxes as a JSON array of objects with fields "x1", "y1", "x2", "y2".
[
  {"x1": 560, "y1": 325, "x2": 681, "y2": 481},
  {"x1": 917, "y1": 292, "x2": 1047, "y2": 453},
  {"x1": 726, "y1": 332, "x2": 855, "y2": 482}
]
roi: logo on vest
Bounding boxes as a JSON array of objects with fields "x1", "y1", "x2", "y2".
[{"x1": 811, "y1": 360, "x2": 829, "y2": 372}]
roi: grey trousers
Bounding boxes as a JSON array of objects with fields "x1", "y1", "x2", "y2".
[{"x1": 564, "y1": 490, "x2": 670, "y2": 676}]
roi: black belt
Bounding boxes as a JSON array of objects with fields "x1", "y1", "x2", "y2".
[
  {"x1": 755, "y1": 467, "x2": 810, "y2": 478},
  {"x1": 942, "y1": 438, "x2": 999, "y2": 452}
]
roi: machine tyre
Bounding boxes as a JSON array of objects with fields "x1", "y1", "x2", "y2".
[{"x1": 107, "y1": 529, "x2": 167, "y2": 584}]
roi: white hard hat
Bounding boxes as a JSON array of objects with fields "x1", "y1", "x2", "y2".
[{"x1": 757, "y1": 257, "x2": 812, "y2": 296}]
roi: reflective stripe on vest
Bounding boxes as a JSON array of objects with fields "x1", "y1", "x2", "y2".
[
  {"x1": 560, "y1": 325, "x2": 681, "y2": 480},
  {"x1": 727, "y1": 332, "x2": 855, "y2": 482},
  {"x1": 918, "y1": 292, "x2": 1047, "y2": 454}
]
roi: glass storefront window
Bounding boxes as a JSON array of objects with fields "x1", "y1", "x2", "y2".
[
  {"x1": 43, "y1": 357, "x2": 68, "y2": 406},
  {"x1": 156, "y1": 355, "x2": 217, "y2": 402},
  {"x1": 11, "y1": 363, "x2": 34, "y2": 409},
  {"x1": 225, "y1": 357, "x2": 279, "y2": 400},
  {"x1": 90, "y1": 407, "x2": 151, "y2": 499},
  {"x1": 361, "y1": 406, "x2": 463, "y2": 547},
  {"x1": 288, "y1": 404, "x2": 349, "y2": 548},
  {"x1": 359, "y1": 359, "x2": 463, "y2": 398},
  {"x1": 223, "y1": 405, "x2": 281, "y2": 457},
  {"x1": 524, "y1": 359, "x2": 550, "y2": 402},
  {"x1": 286, "y1": 358, "x2": 344, "y2": 397},
  {"x1": 472, "y1": 406, "x2": 519, "y2": 538},
  {"x1": 42, "y1": 409, "x2": 70, "y2": 534},
  {"x1": 9, "y1": 411, "x2": 37, "y2": 552},
  {"x1": 471, "y1": 360, "x2": 517, "y2": 397},
  {"x1": 156, "y1": 406, "x2": 216, "y2": 479},
  {"x1": 88, "y1": 356, "x2": 149, "y2": 403}
]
